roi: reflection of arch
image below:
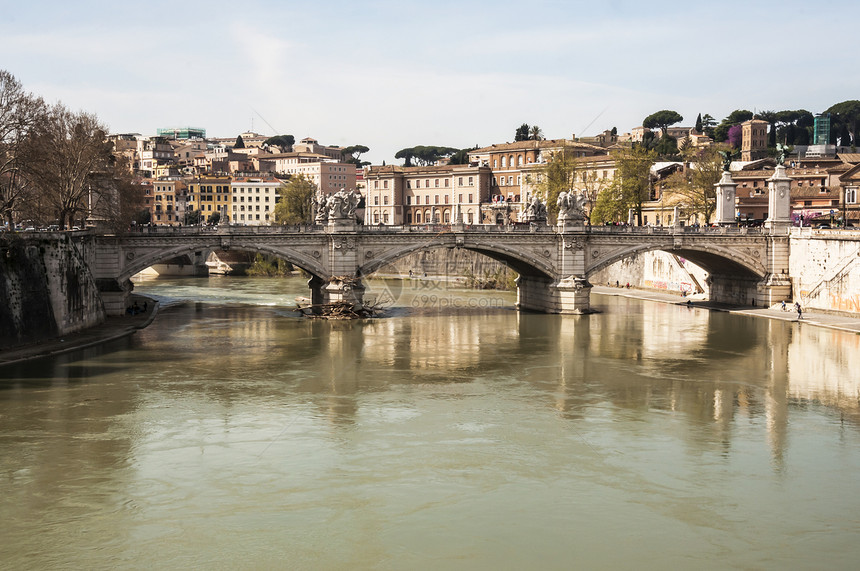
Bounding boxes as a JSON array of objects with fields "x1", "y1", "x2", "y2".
[
  {"x1": 359, "y1": 239, "x2": 555, "y2": 280},
  {"x1": 586, "y1": 242, "x2": 766, "y2": 281},
  {"x1": 495, "y1": 213, "x2": 504, "y2": 224},
  {"x1": 117, "y1": 240, "x2": 329, "y2": 284}
]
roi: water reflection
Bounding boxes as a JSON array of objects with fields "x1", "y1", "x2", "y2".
[{"x1": 2, "y1": 277, "x2": 860, "y2": 568}]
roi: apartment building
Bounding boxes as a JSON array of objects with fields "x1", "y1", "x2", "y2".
[
  {"x1": 230, "y1": 177, "x2": 283, "y2": 225},
  {"x1": 364, "y1": 164, "x2": 492, "y2": 225},
  {"x1": 259, "y1": 153, "x2": 356, "y2": 193},
  {"x1": 187, "y1": 175, "x2": 233, "y2": 223},
  {"x1": 149, "y1": 179, "x2": 187, "y2": 225},
  {"x1": 469, "y1": 139, "x2": 606, "y2": 204}
]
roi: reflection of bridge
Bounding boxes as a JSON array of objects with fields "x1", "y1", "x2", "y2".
[{"x1": 90, "y1": 220, "x2": 791, "y2": 315}]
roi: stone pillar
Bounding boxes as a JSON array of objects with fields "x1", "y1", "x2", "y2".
[
  {"x1": 97, "y1": 278, "x2": 132, "y2": 316},
  {"x1": 554, "y1": 232, "x2": 592, "y2": 314},
  {"x1": 323, "y1": 277, "x2": 366, "y2": 308},
  {"x1": 757, "y1": 235, "x2": 792, "y2": 307},
  {"x1": 765, "y1": 164, "x2": 792, "y2": 233},
  {"x1": 673, "y1": 205, "x2": 682, "y2": 228},
  {"x1": 714, "y1": 170, "x2": 738, "y2": 225}
]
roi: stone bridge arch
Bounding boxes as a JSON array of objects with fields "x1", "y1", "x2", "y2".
[
  {"x1": 357, "y1": 237, "x2": 558, "y2": 280},
  {"x1": 117, "y1": 240, "x2": 330, "y2": 285},
  {"x1": 584, "y1": 237, "x2": 782, "y2": 306}
]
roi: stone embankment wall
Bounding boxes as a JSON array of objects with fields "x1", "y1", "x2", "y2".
[
  {"x1": 375, "y1": 248, "x2": 517, "y2": 283},
  {"x1": 0, "y1": 234, "x2": 104, "y2": 350},
  {"x1": 375, "y1": 247, "x2": 707, "y2": 296},
  {"x1": 790, "y1": 231, "x2": 860, "y2": 314},
  {"x1": 590, "y1": 251, "x2": 709, "y2": 296}
]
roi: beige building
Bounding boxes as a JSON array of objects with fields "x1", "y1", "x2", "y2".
[
  {"x1": 259, "y1": 153, "x2": 356, "y2": 194},
  {"x1": 230, "y1": 177, "x2": 283, "y2": 225},
  {"x1": 363, "y1": 164, "x2": 492, "y2": 225},
  {"x1": 469, "y1": 139, "x2": 606, "y2": 206}
]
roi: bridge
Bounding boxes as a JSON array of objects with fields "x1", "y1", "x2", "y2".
[{"x1": 88, "y1": 219, "x2": 791, "y2": 316}]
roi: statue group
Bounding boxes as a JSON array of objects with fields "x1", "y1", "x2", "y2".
[
  {"x1": 556, "y1": 190, "x2": 587, "y2": 222},
  {"x1": 519, "y1": 195, "x2": 548, "y2": 223},
  {"x1": 315, "y1": 189, "x2": 360, "y2": 223}
]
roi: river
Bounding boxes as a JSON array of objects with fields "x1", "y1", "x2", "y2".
[{"x1": 2, "y1": 275, "x2": 859, "y2": 570}]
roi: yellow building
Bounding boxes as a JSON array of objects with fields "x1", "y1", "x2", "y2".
[{"x1": 187, "y1": 175, "x2": 232, "y2": 223}]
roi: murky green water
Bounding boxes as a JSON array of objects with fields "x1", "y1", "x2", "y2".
[{"x1": 2, "y1": 276, "x2": 859, "y2": 570}]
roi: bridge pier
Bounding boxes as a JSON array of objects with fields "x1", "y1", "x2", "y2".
[
  {"x1": 323, "y1": 277, "x2": 366, "y2": 308},
  {"x1": 516, "y1": 275, "x2": 593, "y2": 314},
  {"x1": 96, "y1": 278, "x2": 133, "y2": 316}
]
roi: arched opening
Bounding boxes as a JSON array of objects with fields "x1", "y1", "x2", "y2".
[{"x1": 587, "y1": 245, "x2": 767, "y2": 306}]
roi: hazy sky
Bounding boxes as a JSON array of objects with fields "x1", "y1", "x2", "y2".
[{"x1": 2, "y1": 0, "x2": 856, "y2": 164}]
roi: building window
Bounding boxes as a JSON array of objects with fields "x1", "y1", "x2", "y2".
[
  {"x1": 468, "y1": 177, "x2": 473, "y2": 186},
  {"x1": 383, "y1": 181, "x2": 388, "y2": 189},
  {"x1": 847, "y1": 188, "x2": 857, "y2": 204},
  {"x1": 374, "y1": 196, "x2": 379, "y2": 205},
  {"x1": 384, "y1": 195, "x2": 389, "y2": 205},
  {"x1": 458, "y1": 177, "x2": 463, "y2": 186},
  {"x1": 468, "y1": 193, "x2": 473, "y2": 203},
  {"x1": 406, "y1": 196, "x2": 412, "y2": 205}
]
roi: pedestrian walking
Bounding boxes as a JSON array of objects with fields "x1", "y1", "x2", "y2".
[
  {"x1": 781, "y1": 300, "x2": 786, "y2": 311},
  {"x1": 795, "y1": 302, "x2": 802, "y2": 320}
]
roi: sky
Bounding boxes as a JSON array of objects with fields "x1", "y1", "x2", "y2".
[{"x1": 2, "y1": 0, "x2": 857, "y2": 165}]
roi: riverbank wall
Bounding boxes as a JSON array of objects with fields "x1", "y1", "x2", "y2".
[
  {"x1": 0, "y1": 233, "x2": 104, "y2": 350},
  {"x1": 790, "y1": 231, "x2": 860, "y2": 314}
]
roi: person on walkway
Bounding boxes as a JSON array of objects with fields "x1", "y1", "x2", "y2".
[
  {"x1": 795, "y1": 302, "x2": 802, "y2": 320},
  {"x1": 781, "y1": 300, "x2": 786, "y2": 311}
]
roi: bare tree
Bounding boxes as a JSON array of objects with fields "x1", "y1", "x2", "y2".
[
  {"x1": 0, "y1": 70, "x2": 46, "y2": 228},
  {"x1": 25, "y1": 104, "x2": 115, "y2": 229}
]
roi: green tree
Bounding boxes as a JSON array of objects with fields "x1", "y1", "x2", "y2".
[
  {"x1": 695, "y1": 113, "x2": 703, "y2": 133},
  {"x1": 757, "y1": 110, "x2": 778, "y2": 148},
  {"x1": 532, "y1": 145, "x2": 580, "y2": 221},
  {"x1": 184, "y1": 209, "x2": 201, "y2": 225},
  {"x1": 234, "y1": 135, "x2": 245, "y2": 149},
  {"x1": 395, "y1": 145, "x2": 459, "y2": 167},
  {"x1": 341, "y1": 144, "x2": 370, "y2": 167},
  {"x1": 825, "y1": 100, "x2": 860, "y2": 147},
  {"x1": 264, "y1": 134, "x2": 294, "y2": 151},
  {"x1": 700, "y1": 114, "x2": 717, "y2": 138},
  {"x1": 273, "y1": 175, "x2": 314, "y2": 224},
  {"x1": 661, "y1": 145, "x2": 726, "y2": 224},
  {"x1": 515, "y1": 123, "x2": 530, "y2": 142},
  {"x1": 591, "y1": 146, "x2": 655, "y2": 225},
  {"x1": 713, "y1": 109, "x2": 753, "y2": 142},
  {"x1": 642, "y1": 110, "x2": 683, "y2": 137},
  {"x1": 529, "y1": 125, "x2": 544, "y2": 141},
  {"x1": 448, "y1": 147, "x2": 474, "y2": 165}
]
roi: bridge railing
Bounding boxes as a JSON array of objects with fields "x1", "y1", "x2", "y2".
[
  {"x1": 586, "y1": 225, "x2": 764, "y2": 236},
  {"x1": 103, "y1": 222, "x2": 774, "y2": 238}
]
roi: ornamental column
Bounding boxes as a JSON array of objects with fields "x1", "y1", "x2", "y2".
[{"x1": 714, "y1": 170, "x2": 738, "y2": 226}]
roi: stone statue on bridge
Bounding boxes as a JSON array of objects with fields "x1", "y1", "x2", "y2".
[
  {"x1": 556, "y1": 190, "x2": 587, "y2": 222},
  {"x1": 519, "y1": 195, "x2": 547, "y2": 223},
  {"x1": 326, "y1": 188, "x2": 361, "y2": 220},
  {"x1": 315, "y1": 193, "x2": 329, "y2": 224}
]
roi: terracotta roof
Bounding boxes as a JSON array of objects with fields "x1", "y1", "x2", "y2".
[
  {"x1": 839, "y1": 153, "x2": 860, "y2": 164},
  {"x1": 470, "y1": 139, "x2": 604, "y2": 154}
]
